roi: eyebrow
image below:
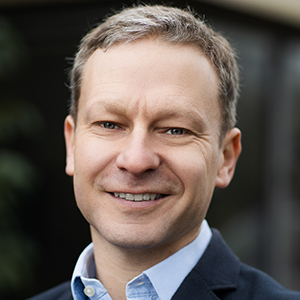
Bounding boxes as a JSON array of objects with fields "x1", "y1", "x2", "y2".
[
  {"x1": 156, "y1": 109, "x2": 208, "y2": 133},
  {"x1": 84, "y1": 99, "x2": 124, "y2": 118},
  {"x1": 84, "y1": 97, "x2": 209, "y2": 130}
]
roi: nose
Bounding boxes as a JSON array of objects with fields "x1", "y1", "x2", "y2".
[{"x1": 116, "y1": 129, "x2": 160, "y2": 175}]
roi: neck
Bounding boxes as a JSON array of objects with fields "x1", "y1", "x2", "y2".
[
  {"x1": 91, "y1": 227, "x2": 199, "y2": 300},
  {"x1": 90, "y1": 225, "x2": 201, "y2": 300},
  {"x1": 93, "y1": 250, "x2": 152, "y2": 300},
  {"x1": 90, "y1": 234, "x2": 167, "y2": 300}
]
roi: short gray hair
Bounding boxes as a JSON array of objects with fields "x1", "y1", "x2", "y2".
[{"x1": 69, "y1": 5, "x2": 239, "y2": 139}]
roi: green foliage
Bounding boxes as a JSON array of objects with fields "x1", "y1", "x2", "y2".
[
  {"x1": 0, "y1": 17, "x2": 28, "y2": 80},
  {"x1": 0, "y1": 16, "x2": 44, "y2": 297},
  {"x1": 0, "y1": 99, "x2": 44, "y2": 143}
]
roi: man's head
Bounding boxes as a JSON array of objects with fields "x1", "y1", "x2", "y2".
[
  {"x1": 64, "y1": 5, "x2": 241, "y2": 259},
  {"x1": 69, "y1": 5, "x2": 239, "y2": 140}
]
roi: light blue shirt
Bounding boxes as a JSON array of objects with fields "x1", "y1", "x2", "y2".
[{"x1": 71, "y1": 220, "x2": 212, "y2": 300}]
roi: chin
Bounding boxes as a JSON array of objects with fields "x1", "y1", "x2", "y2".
[
  {"x1": 94, "y1": 224, "x2": 166, "y2": 251},
  {"x1": 107, "y1": 232, "x2": 163, "y2": 250}
]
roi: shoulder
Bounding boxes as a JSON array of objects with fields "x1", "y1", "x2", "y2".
[
  {"x1": 26, "y1": 281, "x2": 72, "y2": 300},
  {"x1": 237, "y1": 263, "x2": 300, "y2": 299},
  {"x1": 185, "y1": 229, "x2": 300, "y2": 300}
]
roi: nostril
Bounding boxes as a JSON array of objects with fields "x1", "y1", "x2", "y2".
[{"x1": 116, "y1": 150, "x2": 160, "y2": 175}]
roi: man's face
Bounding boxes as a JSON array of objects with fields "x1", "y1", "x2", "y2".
[{"x1": 65, "y1": 39, "x2": 240, "y2": 254}]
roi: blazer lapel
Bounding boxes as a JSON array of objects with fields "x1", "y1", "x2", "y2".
[
  {"x1": 171, "y1": 269, "x2": 223, "y2": 300},
  {"x1": 172, "y1": 229, "x2": 240, "y2": 300}
]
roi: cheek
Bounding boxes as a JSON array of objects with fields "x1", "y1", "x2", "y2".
[
  {"x1": 72, "y1": 139, "x2": 115, "y2": 213},
  {"x1": 74, "y1": 137, "x2": 115, "y2": 177},
  {"x1": 170, "y1": 145, "x2": 219, "y2": 198}
]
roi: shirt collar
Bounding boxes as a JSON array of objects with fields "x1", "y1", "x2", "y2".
[
  {"x1": 72, "y1": 242, "x2": 95, "y2": 280},
  {"x1": 142, "y1": 219, "x2": 212, "y2": 300},
  {"x1": 71, "y1": 220, "x2": 212, "y2": 300}
]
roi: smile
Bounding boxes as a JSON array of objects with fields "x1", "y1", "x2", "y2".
[{"x1": 113, "y1": 192, "x2": 164, "y2": 201}]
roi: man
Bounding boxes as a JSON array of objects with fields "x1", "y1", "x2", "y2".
[{"x1": 28, "y1": 5, "x2": 300, "y2": 300}]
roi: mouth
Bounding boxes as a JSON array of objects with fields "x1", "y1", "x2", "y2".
[{"x1": 111, "y1": 192, "x2": 167, "y2": 202}]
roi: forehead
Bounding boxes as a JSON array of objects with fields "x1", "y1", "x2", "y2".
[{"x1": 79, "y1": 39, "x2": 220, "y2": 126}]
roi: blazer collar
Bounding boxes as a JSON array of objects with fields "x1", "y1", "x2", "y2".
[{"x1": 172, "y1": 229, "x2": 240, "y2": 300}]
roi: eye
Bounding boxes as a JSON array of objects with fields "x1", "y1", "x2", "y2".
[
  {"x1": 166, "y1": 128, "x2": 185, "y2": 135},
  {"x1": 101, "y1": 122, "x2": 117, "y2": 129}
]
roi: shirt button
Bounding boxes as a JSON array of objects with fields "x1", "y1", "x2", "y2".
[{"x1": 84, "y1": 286, "x2": 95, "y2": 297}]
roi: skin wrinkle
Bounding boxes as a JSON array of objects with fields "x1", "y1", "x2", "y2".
[
  {"x1": 85, "y1": 101, "x2": 209, "y2": 137},
  {"x1": 70, "y1": 7, "x2": 240, "y2": 139},
  {"x1": 82, "y1": 44, "x2": 221, "y2": 139}
]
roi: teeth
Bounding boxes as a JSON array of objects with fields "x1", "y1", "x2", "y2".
[
  {"x1": 113, "y1": 193, "x2": 162, "y2": 201},
  {"x1": 143, "y1": 194, "x2": 150, "y2": 200},
  {"x1": 135, "y1": 194, "x2": 143, "y2": 201}
]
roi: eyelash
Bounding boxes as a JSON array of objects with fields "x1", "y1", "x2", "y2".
[
  {"x1": 165, "y1": 128, "x2": 186, "y2": 135},
  {"x1": 100, "y1": 122, "x2": 119, "y2": 129}
]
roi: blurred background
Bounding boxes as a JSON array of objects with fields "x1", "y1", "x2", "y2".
[{"x1": 0, "y1": 0, "x2": 299, "y2": 299}]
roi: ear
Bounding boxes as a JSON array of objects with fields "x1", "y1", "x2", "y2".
[
  {"x1": 64, "y1": 115, "x2": 75, "y2": 176},
  {"x1": 215, "y1": 128, "x2": 241, "y2": 188}
]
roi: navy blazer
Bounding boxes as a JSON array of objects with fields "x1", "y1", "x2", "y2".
[{"x1": 27, "y1": 229, "x2": 300, "y2": 300}]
